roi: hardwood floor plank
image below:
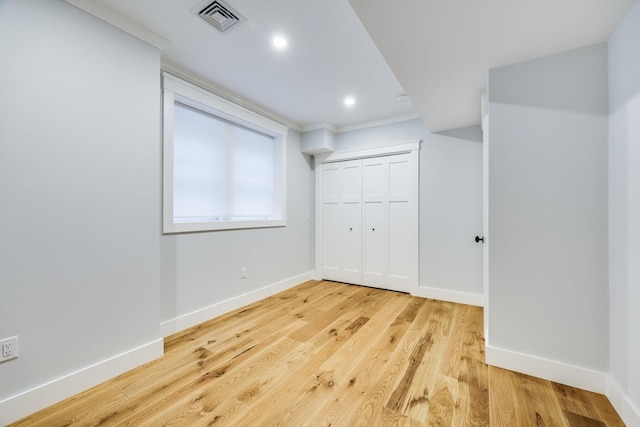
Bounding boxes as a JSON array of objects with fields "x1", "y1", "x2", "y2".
[
  {"x1": 317, "y1": 298, "x2": 438, "y2": 426},
  {"x1": 517, "y1": 372, "x2": 568, "y2": 426},
  {"x1": 121, "y1": 336, "x2": 301, "y2": 425},
  {"x1": 552, "y1": 382, "x2": 596, "y2": 420},
  {"x1": 287, "y1": 285, "x2": 370, "y2": 342},
  {"x1": 551, "y1": 382, "x2": 625, "y2": 427},
  {"x1": 386, "y1": 330, "x2": 434, "y2": 412},
  {"x1": 563, "y1": 411, "x2": 607, "y2": 427},
  {"x1": 399, "y1": 304, "x2": 461, "y2": 423},
  {"x1": 10, "y1": 384, "x2": 128, "y2": 427},
  {"x1": 224, "y1": 290, "x2": 395, "y2": 426},
  {"x1": 163, "y1": 279, "x2": 340, "y2": 354},
  {"x1": 9, "y1": 281, "x2": 625, "y2": 427},
  {"x1": 582, "y1": 389, "x2": 627, "y2": 427},
  {"x1": 489, "y1": 366, "x2": 524, "y2": 427},
  {"x1": 304, "y1": 293, "x2": 417, "y2": 425},
  {"x1": 456, "y1": 355, "x2": 490, "y2": 426},
  {"x1": 275, "y1": 294, "x2": 409, "y2": 426},
  {"x1": 425, "y1": 375, "x2": 456, "y2": 426}
]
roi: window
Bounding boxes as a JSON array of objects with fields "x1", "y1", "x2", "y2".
[{"x1": 162, "y1": 73, "x2": 287, "y2": 233}]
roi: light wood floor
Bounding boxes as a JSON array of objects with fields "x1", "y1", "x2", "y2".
[{"x1": 11, "y1": 280, "x2": 624, "y2": 426}]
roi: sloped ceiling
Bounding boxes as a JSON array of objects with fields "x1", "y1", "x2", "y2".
[{"x1": 349, "y1": 0, "x2": 636, "y2": 132}]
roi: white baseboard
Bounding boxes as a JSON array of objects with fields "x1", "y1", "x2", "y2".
[
  {"x1": 485, "y1": 343, "x2": 607, "y2": 393},
  {"x1": 412, "y1": 286, "x2": 484, "y2": 307},
  {"x1": 607, "y1": 375, "x2": 640, "y2": 427},
  {"x1": 0, "y1": 338, "x2": 163, "y2": 426},
  {"x1": 160, "y1": 271, "x2": 314, "y2": 337}
]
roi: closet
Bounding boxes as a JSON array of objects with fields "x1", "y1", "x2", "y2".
[{"x1": 319, "y1": 147, "x2": 418, "y2": 294}]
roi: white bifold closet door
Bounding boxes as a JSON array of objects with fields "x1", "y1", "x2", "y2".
[
  {"x1": 321, "y1": 153, "x2": 413, "y2": 293},
  {"x1": 321, "y1": 160, "x2": 362, "y2": 284}
]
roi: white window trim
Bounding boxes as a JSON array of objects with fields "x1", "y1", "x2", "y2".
[{"x1": 162, "y1": 72, "x2": 288, "y2": 233}]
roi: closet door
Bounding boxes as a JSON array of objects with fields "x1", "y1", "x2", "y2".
[
  {"x1": 362, "y1": 157, "x2": 387, "y2": 287},
  {"x1": 387, "y1": 154, "x2": 412, "y2": 291},
  {"x1": 321, "y1": 163, "x2": 341, "y2": 281},
  {"x1": 320, "y1": 151, "x2": 417, "y2": 292},
  {"x1": 340, "y1": 161, "x2": 362, "y2": 283},
  {"x1": 321, "y1": 160, "x2": 362, "y2": 284}
]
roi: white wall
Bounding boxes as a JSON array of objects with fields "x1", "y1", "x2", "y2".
[
  {"x1": 159, "y1": 130, "x2": 314, "y2": 334},
  {"x1": 0, "y1": 0, "x2": 315, "y2": 423},
  {"x1": 487, "y1": 44, "x2": 609, "y2": 382},
  {"x1": 0, "y1": 0, "x2": 162, "y2": 421},
  {"x1": 334, "y1": 119, "x2": 484, "y2": 303},
  {"x1": 608, "y1": 1, "x2": 640, "y2": 423}
]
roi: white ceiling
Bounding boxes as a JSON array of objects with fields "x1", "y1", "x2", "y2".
[
  {"x1": 82, "y1": 0, "x2": 634, "y2": 133},
  {"x1": 350, "y1": 0, "x2": 636, "y2": 132},
  {"x1": 96, "y1": 0, "x2": 417, "y2": 131}
]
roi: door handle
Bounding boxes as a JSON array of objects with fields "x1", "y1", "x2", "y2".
[{"x1": 475, "y1": 236, "x2": 484, "y2": 243}]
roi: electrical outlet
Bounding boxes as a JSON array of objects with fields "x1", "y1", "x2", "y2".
[
  {"x1": 240, "y1": 267, "x2": 247, "y2": 279},
  {"x1": 0, "y1": 336, "x2": 19, "y2": 363}
]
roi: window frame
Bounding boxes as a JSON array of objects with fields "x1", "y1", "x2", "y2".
[{"x1": 162, "y1": 72, "x2": 288, "y2": 233}]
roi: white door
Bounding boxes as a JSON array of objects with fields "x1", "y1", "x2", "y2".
[
  {"x1": 362, "y1": 158, "x2": 386, "y2": 287},
  {"x1": 321, "y1": 160, "x2": 362, "y2": 283},
  {"x1": 321, "y1": 163, "x2": 342, "y2": 281},
  {"x1": 361, "y1": 154, "x2": 412, "y2": 292},
  {"x1": 341, "y1": 161, "x2": 362, "y2": 284},
  {"x1": 481, "y1": 95, "x2": 490, "y2": 339},
  {"x1": 387, "y1": 154, "x2": 412, "y2": 292},
  {"x1": 318, "y1": 144, "x2": 419, "y2": 294}
]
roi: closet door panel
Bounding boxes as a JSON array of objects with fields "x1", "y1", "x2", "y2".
[
  {"x1": 322, "y1": 164, "x2": 340, "y2": 202},
  {"x1": 363, "y1": 201, "x2": 386, "y2": 286},
  {"x1": 387, "y1": 155, "x2": 412, "y2": 291},
  {"x1": 342, "y1": 201, "x2": 362, "y2": 283},
  {"x1": 321, "y1": 160, "x2": 362, "y2": 284},
  {"x1": 322, "y1": 202, "x2": 341, "y2": 280},
  {"x1": 388, "y1": 155, "x2": 411, "y2": 200},
  {"x1": 388, "y1": 200, "x2": 410, "y2": 289},
  {"x1": 321, "y1": 163, "x2": 342, "y2": 281},
  {"x1": 340, "y1": 160, "x2": 362, "y2": 283},
  {"x1": 363, "y1": 160, "x2": 385, "y2": 201},
  {"x1": 342, "y1": 161, "x2": 362, "y2": 201},
  {"x1": 362, "y1": 157, "x2": 387, "y2": 287}
]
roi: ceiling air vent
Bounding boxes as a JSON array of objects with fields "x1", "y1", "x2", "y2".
[{"x1": 197, "y1": 0, "x2": 243, "y2": 33}]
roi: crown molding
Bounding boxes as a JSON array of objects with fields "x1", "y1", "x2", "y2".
[
  {"x1": 64, "y1": 0, "x2": 169, "y2": 50},
  {"x1": 301, "y1": 122, "x2": 339, "y2": 134},
  {"x1": 301, "y1": 114, "x2": 423, "y2": 135},
  {"x1": 336, "y1": 113, "x2": 422, "y2": 133},
  {"x1": 161, "y1": 59, "x2": 302, "y2": 132}
]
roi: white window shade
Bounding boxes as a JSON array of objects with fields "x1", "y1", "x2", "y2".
[{"x1": 163, "y1": 73, "x2": 287, "y2": 233}]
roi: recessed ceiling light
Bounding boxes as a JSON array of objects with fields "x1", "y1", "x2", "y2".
[
  {"x1": 344, "y1": 96, "x2": 356, "y2": 107},
  {"x1": 272, "y1": 36, "x2": 287, "y2": 49}
]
